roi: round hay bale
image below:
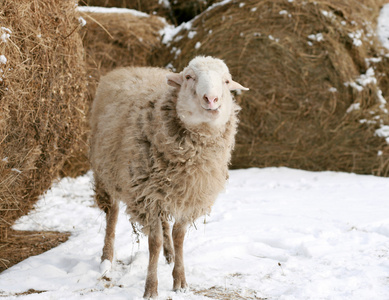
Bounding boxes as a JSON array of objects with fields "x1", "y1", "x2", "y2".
[
  {"x1": 79, "y1": 9, "x2": 167, "y2": 73},
  {"x1": 0, "y1": 0, "x2": 88, "y2": 238},
  {"x1": 79, "y1": 8, "x2": 167, "y2": 99},
  {"x1": 160, "y1": 0, "x2": 389, "y2": 176}
]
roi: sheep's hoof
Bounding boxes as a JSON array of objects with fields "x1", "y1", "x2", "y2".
[
  {"x1": 144, "y1": 277, "x2": 158, "y2": 299},
  {"x1": 143, "y1": 288, "x2": 158, "y2": 299},
  {"x1": 163, "y1": 243, "x2": 175, "y2": 265},
  {"x1": 100, "y1": 259, "x2": 112, "y2": 276},
  {"x1": 174, "y1": 285, "x2": 189, "y2": 293},
  {"x1": 164, "y1": 252, "x2": 175, "y2": 265},
  {"x1": 173, "y1": 279, "x2": 188, "y2": 292}
]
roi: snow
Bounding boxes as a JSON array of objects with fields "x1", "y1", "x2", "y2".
[
  {"x1": 1, "y1": 26, "x2": 11, "y2": 43},
  {"x1": 308, "y1": 33, "x2": 324, "y2": 42},
  {"x1": 1, "y1": 168, "x2": 389, "y2": 299},
  {"x1": 1, "y1": 32, "x2": 10, "y2": 43},
  {"x1": 78, "y1": 17, "x2": 87, "y2": 27},
  {"x1": 0, "y1": 55, "x2": 7, "y2": 64},
  {"x1": 268, "y1": 35, "x2": 280, "y2": 43},
  {"x1": 348, "y1": 30, "x2": 363, "y2": 47},
  {"x1": 158, "y1": 0, "x2": 170, "y2": 9},
  {"x1": 187, "y1": 31, "x2": 197, "y2": 39},
  {"x1": 375, "y1": 125, "x2": 389, "y2": 143},
  {"x1": 1, "y1": 27, "x2": 11, "y2": 34},
  {"x1": 377, "y1": 3, "x2": 389, "y2": 49},
  {"x1": 321, "y1": 10, "x2": 335, "y2": 20},
  {"x1": 346, "y1": 103, "x2": 360, "y2": 113},
  {"x1": 355, "y1": 67, "x2": 376, "y2": 87},
  {"x1": 77, "y1": 6, "x2": 150, "y2": 18},
  {"x1": 162, "y1": 23, "x2": 189, "y2": 45}
]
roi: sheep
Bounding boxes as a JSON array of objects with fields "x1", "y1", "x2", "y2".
[{"x1": 89, "y1": 56, "x2": 248, "y2": 299}]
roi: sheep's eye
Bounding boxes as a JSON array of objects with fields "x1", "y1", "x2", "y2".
[{"x1": 186, "y1": 75, "x2": 192, "y2": 80}]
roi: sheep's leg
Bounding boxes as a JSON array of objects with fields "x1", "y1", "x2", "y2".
[
  {"x1": 95, "y1": 180, "x2": 119, "y2": 271},
  {"x1": 172, "y1": 220, "x2": 189, "y2": 291},
  {"x1": 143, "y1": 219, "x2": 163, "y2": 299},
  {"x1": 101, "y1": 199, "x2": 119, "y2": 265},
  {"x1": 162, "y1": 220, "x2": 174, "y2": 264}
]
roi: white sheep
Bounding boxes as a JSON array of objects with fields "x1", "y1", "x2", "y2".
[{"x1": 89, "y1": 56, "x2": 248, "y2": 299}]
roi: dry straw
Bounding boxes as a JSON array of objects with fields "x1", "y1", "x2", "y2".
[
  {"x1": 161, "y1": 0, "x2": 389, "y2": 176},
  {"x1": 193, "y1": 285, "x2": 263, "y2": 299},
  {"x1": 0, "y1": 0, "x2": 87, "y2": 239},
  {"x1": 79, "y1": 10, "x2": 166, "y2": 94}
]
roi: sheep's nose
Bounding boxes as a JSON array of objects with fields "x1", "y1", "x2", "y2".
[{"x1": 203, "y1": 95, "x2": 218, "y2": 104}]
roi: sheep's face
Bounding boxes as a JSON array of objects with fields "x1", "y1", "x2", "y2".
[{"x1": 167, "y1": 56, "x2": 248, "y2": 128}]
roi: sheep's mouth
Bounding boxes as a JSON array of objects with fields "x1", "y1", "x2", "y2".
[{"x1": 202, "y1": 106, "x2": 221, "y2": 114}]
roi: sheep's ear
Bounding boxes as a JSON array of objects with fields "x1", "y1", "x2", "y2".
[
  {"x1": 229, "y1": 79, "x2": 249, "y2": 91},
  {"x1": 166, "y1": 72, "x2": 183, "y2": 88}
]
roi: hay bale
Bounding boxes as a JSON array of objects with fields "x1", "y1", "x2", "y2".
[
  {"x1": 0, "y1": 0, "x2": 87, "y2": 238},
  {"x1": 79, "y1": 8, "x2": 167, "y2": 80},
  {"x1": 161, "y1": 0, "x2": 389, "y2": 176},
  {"x1": 78, "y1": 8, "x2": 167, "y2": 107}
]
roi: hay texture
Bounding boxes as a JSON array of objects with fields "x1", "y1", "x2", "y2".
[
  {"x1": 0, "y1": 0, "x2": 87, "y2": 239},
  {"x1": 161, "y1": 0, "x2": 389, "y2": 176},
  {"x1": 79, "y1": 8, "x2": 167, "y2": 97}
]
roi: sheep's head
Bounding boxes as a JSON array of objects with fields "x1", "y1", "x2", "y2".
[{"x1": 166, "y1": 56, "x2": 248, "y2": 129}]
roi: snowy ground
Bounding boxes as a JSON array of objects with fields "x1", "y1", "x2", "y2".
[{"x1": 1, "y1": 168, "x2": 389, "y2": 299}]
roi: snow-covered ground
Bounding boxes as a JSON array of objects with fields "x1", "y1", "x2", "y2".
[
  {"x1": 2, "y1": 2, "x2": 389, "y2": 300},
  {"x1": 1, "y1": 168, "x2": 389, "y2": 300}
]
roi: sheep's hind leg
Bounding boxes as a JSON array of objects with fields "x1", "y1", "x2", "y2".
[
  {"x1": 172, "y1": 220, "x2": 189, "y2": 291},
  {"x1": 143, "y1": 219, "x2": 163, "y2": 299},
  {"x1": 95, "y1": 181, "x2": 119, "y2": 273},
  {"x1": 162, "y1": 220, "x2": 174, "y2": 264},
  {"x1": 101, "y1": 200, "x2": 119, "y2": 272}
]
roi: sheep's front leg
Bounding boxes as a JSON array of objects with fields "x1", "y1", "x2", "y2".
[
  {"x1": 172, "y1": 220, "x2": 189, "y2": 291},
  {"x1": 143, "y1": 219, "x2": 163, "y2": 299}
]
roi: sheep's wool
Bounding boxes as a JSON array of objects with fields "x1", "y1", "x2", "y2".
[{"x1": 90, "y1": 65, "x2": 240, "y2": 234}]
